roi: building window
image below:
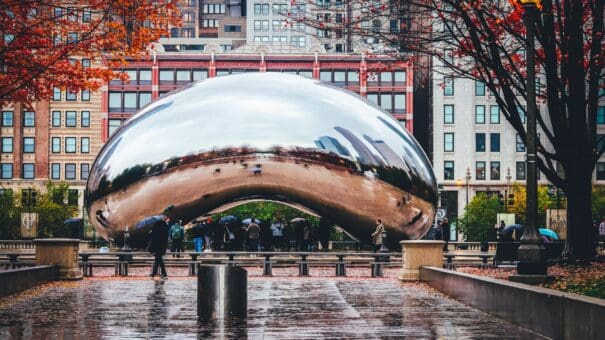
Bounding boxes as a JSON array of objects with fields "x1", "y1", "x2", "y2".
[
  {"x1": 475, "y1": 81, "x2": 485, "y2": 96},
  {"x1": 23, "y1": 111, "x2": 35, "y2": 127},
  {"x1": 443, "y1": 77, "x2": 454, "y2": 96},
  {"x1": 225, "y1": 25, "x2": 242, "y2": 32},
  {"x1": 108, "y1": 119, "x2": 122, "y2": 136},
  {"x1": 444, "y1": 49, "x2": 453, "y2": 64},
  {"x1": 476, "y1": 161, "x2": 486, "y2": 180},
  {"x1": 380, "y1": 72, "x2": 393, "y2": 85},
  {"x1": 1, "y1": 111, "x2": 13, "y2": 126},
  {"x1": 192, "y1": 70, "x2": 208, "y2": 81},
  {"x1": 347, "y1": 71, "x2": 359, "y2": 84},
  {"x1": 380, "y1": 94, "x2": 393, "y2": 111},
  {"x1": 444, "y1": 161, "x2": 454, "y2": 180},
  {"x1": 597, "y1": 163, "x2": 605, "y2": 180},
  {"x1": 81, "y1": 137, "x2": 90, "y2": 153},
  {"x1": 320, "y1": 71, "x2": 332, "y2": 82},
  {"x1": 176, "y1": 70, "x2": 190, "y2": 82},
  {"x1": 109, "y1": 92, "x2": 121, "y2": 111},
  {"x1": 490, "y1": 161, "x2": 501, "y2": 180},
  {"x1": 516, "y1": 134, "x2": 525, "y2": 152},
  {"x1": 81, "y1": 111, "x2": 90, "y2": 127},
  {"x1": 334, "y1": 71, "x2": 346, "y2": 85},
  {"x1": 51, "y1": 163, "x2": 60, "y2": 180},
  {"x1": 202, "y1": 19, "x2": 218, "y2": 28},
  {"x1": 1, "y1": 163, "x2": 12, "y2": 179},
  {"x1": 51, "y1": 111, "x2": 61, "y2": 127},
  {"x1": 81, "y1": 163, "x2": 89, "y2": 180},
  {"x1": 51, "y1": 137, "x2": 61, "y2": 153},
  {"x1": 65, "y1": 111, "x2": 77, "y2": 127},
  {"x1": 444, "y1": 133, "x2": 454, "y2": 152},
  {"x1": 23, "y1": 137, "x2": 34, "y2": 153},
  {"x1": 159, "y1": 69, "x2": 174, "y2": 83},
  {"x1": 475, "y1": 133, "x2": 486, "y2": 152},
  {"x1": 139, "y1": 69, "x2": 152, "y2": 83},
  {"x1": 516, "y1": 161, "x2": 526, "y2": 180},
  {"x1": 22, "y1": 163, "x2": 34, "y2": 179},
  {"x1": 598, "y1": 106, "x2": 605, "y2": 125},
  {"x1": 475, "y1": 105, "x2": 485, "y2": 124},
  {"x1": 1, "y1": 137, "x2": 13, "y2": 153},
  {"x1": 65, "y1": 163, "x2": 76, "y2": 180},
  {"x1": 66, "y1": 90, "x2": 77, "y2": 101},
  {"x1": 393, "y1": 94, "x2": 405, "y2": 113},
  {"x1": 490, "y1": 133, "x2": 500, "y2": 152},
  {"x1": 81, "y1": 89, "x2": 90, "y2": 101},
  {"x1": 490, "y1": 105, "x2": 500, "y2": 124},
  {"x1": 65, "y1": 137, "x2": 76, "y2": 153},
  {"x1": 518, "y1": 106, "x2": 526, "y2": 124},
  {"x1": 123, "y1": 92, "x2": 137, "y2": 111},
  {"x1": 53, "y1": 88, "x2": 61, "y2": 101},
  {"x1": 82, "y1": 9, "x2": 91, "y2": 23},
  {"x1": 444, "y1": 105, "x2": 454, "y2": 124},
  {"x1": 394, "y1": 71, "x2": 406, "y2": 84}
]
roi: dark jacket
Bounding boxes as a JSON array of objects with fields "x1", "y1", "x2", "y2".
[
  {"x1": 149, "y1": 221, "x2": 169, "y2": 255},
  {"x1": 191, "y1": 223, "x2": 205, "y2": 238}
]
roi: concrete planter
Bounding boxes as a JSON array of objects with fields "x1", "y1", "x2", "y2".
[
  {"x1": 34, "y1": 238, "x2": 82, "y2": 280},
  {"x1": 399, "y1": 240, "x2": 444, "y2": 281}
]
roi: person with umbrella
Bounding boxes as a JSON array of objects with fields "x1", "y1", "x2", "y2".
[{"x1": 148, "y1": 216, "x2": 170, "y2": 279}]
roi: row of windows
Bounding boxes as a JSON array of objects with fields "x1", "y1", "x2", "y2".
[
  {"x1": 108, "y1": 92, "x2": 152, "y2": 112},
  {"x1": 253, "y1": 3, "x2": 308, "y2": 15},
  {"x1": 158, "y1": 69, "x2": 208, "y2": 84},
  {"x1": 1, "y1": 111, "x2": 34, "y2": 127},
  {"x1": 202, "y1": 4, "x2": 226, "y2": 14},
  {"x1": 443, "y1": 161, "x2": 508, "y2": 181},
  {"x1": 252, "y1": 35, "x2": 307, "y2": 47},
  {"x1": 51, "y1": 163, "x2": 89, "y2": 180},
  {"x1": 54, "y1": 7, "x2": 92, "y2": 23},
  {"x1": 51, "y1": 137, "x2": 90, "y2": 153},
  {"x1": 367, "y1": 93, "x2": 406, "y2": 113},
  {"x1": 0, "y1": 163, "x2": 90, "y2": 180},
  {"x1": 51, "y1": 110, "x2": 90, "y2": 128},
  {"x1": 202, "y1": 19, "x2": 219, "y2": 28},
  {"x1": 53, "y1": 87, "x2": 90, "y2": 101},
  {"x1": 0, "y1": 163, "x2": 36, "y2": 179},
  {"x1": 1, "y1": 137, "x2": 35, "y2": 153},
  {"x1": 443, "y1": 105, "x2": 505, "y2": 124},
  {"x1": 442, "y1": 133, "x2": 524, "y2": 153},
  {"x1": 254, "y1": 20, "x2": 299, "y2": 31}
]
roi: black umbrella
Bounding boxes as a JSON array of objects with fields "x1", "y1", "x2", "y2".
[
  {"x1": 219, "y1": 215, "x2": 238, "y2": 224},
  {"x1": 242, "y1": 218, "x2": 262, "y2": 225},
  {"x1": 135, "y1": 215, "x2": 165, "y2": 229},
  {"x1": 64, "y1": 218, "x2": 82, "y2": 225},
  {"x1": 500, "y1": 224, "x2": 524, "y2": 235}
]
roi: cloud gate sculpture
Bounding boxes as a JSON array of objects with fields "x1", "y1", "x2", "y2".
[{"x1": 85, "y1": 73, "x2": 437, "y2": 248}]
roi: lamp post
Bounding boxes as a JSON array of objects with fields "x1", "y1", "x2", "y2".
[
  {"x1": 511, "y1": 0, "x2": 550, "y2": 283},
  {"x1": 505, "y1": 167, "x2": 512, "y2": 212},
  {"x1": 465, "y1": 167, "x2": 471, "y2": 208}
]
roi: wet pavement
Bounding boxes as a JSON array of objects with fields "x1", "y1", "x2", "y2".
[{"x1": 0, "y1": 276, "x2": 543, "y2": 339}]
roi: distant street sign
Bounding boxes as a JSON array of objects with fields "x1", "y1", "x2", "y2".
[{"x1": 436, "y1": 208, "x2": 446, "y2": 220}]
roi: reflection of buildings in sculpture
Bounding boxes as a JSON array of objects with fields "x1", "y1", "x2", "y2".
[
  {"x1": 376, "y1": 116, "x2": 429, "y2": 180},
  {"x1": 314, "y1": 136, "x2": 351, "y2": 157},
  {"x1": 333, "y1": 126, "x2": 383, "y2": 166},
  {"x1": 362, "y1": 135, "x2": 408, "y2": 172}
]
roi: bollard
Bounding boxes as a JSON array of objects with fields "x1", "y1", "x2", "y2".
[
  {"x1": 335, "y1": 255, "x2": 346, "y2": 277},
  {"x1": 189, "y1": 253, "x2": 199, "y2": 276},
  {"x1": 198, "y1": 265, "x2": 247, "y2": 320},
  {"x1": 263, "y1": 254, "x2": 272, "y2": 276},
  {"x1": 299, "y1": 254, "x2": 309, "y2": 276}
]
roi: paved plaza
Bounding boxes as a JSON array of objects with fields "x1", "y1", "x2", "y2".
[{"x1": 0, "y1": 271, "x2": 542, "y2": 339}]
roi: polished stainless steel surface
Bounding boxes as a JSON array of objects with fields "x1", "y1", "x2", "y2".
[
  {"x1": 86, "y1": 73, "x2": 437, "y2": 247},
  {"x1": 198, "y1": 265, "x2": 247, "y2": 320}
]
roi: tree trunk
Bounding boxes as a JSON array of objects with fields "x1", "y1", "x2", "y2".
[{"x1": 563, "y1": 164, "x2": 596, "y2": 262}]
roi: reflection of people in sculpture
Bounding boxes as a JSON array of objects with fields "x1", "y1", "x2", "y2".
[
  {"x1": 271, "y1": 219, "x2": 285, "y2": 251},
  {"x1": 371, "y1": 219, "x2": 385, "y2": 252}
]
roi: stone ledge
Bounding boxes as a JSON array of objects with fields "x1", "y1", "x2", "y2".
[
  {"x1": 420, "y1": 266, "x2": 605, "y2": 339},
  {"x1": 0, "y1": 265, "x2": 58, "y2": 298}
]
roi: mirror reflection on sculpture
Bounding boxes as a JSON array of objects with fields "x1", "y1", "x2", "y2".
[{"x1": 85, "y1": 73, "x2": 437, "y2": 248}]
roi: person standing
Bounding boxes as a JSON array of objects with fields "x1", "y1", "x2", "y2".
[
  {"x1": 170, "y1": 220, "x2": 185, "y2": 257},
  {"x1": 191, "y1": 220, "x2": 205, "y2": 253},
  {"x1": 599, "y1": 217, "x2": 605, "y2": 242},
  {"x1": 302, "y1": 221, "x2": 312, "y2": 251},
  {"x1": 246, "y1": 220, "x2": 261, "y2": 251},
  {"x1": 318, "y1": 217, "x2": 333, "y2": 252},
  {"x1": 149, "y1": 216, "x2": 170, "y2": 279},
  {"x1": 371, "y1": 219, "x2": 385, "y2": 252},
  {"x1": 270, "y1": 219, "x2": 285, "y2": 251}
]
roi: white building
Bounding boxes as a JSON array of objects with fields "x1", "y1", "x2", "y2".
[{"x1": 432, "y1": 60, "x2": 605, "y2": 240}]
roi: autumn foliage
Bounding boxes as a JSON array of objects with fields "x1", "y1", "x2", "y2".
[{"x1": 0, "y1": 0, "x2": 181, "y2": 106}]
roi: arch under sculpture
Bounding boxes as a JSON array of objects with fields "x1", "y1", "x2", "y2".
[{"x1": 85, "y1": 73, "x2": 437, "y2": 248}]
